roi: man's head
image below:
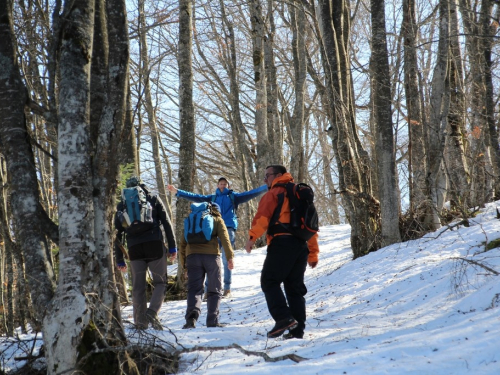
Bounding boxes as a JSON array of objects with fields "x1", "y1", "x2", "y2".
[
  {"x1": 210, "y1": 202, "x2": 221, "y2": 213},
  {"x1": 264, "y1": 165, "x2": 286, "y2": 188},
  {"x1": 217, "y1": 177, "x2": 230, "y2": 192},
  {"x1": 126, "y1": 176, "x2": 142, "y2": 187}
]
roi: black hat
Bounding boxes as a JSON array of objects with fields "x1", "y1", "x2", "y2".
[{"x1": 126, "y1": 176, "x2": 142, "y2": 187}]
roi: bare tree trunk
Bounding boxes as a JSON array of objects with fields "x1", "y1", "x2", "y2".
[
  {"x1": 138, "y1": 0, "x2": 168, "y2": 203},
  {"x1": 92, "y1": 0, "x2": 130, "y2": 335},
  {"x1": 0, "y1": 0, "x2": 56, "y2": 325},
  {"x1": 265, "y1": 0, "x2": 283, "y2": 164},
  {"x1": 176, "y1": 0, "x2": 196, "y2": 284},
  {"x1": 370, "y1": 0, "x2": 401, "y2": 246},
  {"x1": 459, "y1": 0, "x2": 496, "y2": 206},
  {"x1": 402, "y1": 0, "x2": 428, "y2": 219},
  {"x1": 106, "y1": 0, "x2": 132, "y2": 306},
  {"x1": 483, "y1": 1, "x2": 500, "y2": 197},
  {"x1": 445, "y1": 0, "x2": 470, "y2": 211},
  {"x1": 43, "y1": 0, "x2": 97, "y2": 370},
  {"x1": 426, "y1": 0, "x2": 450, "y2": 230},
  {"x1": 217, "y1": 0, "x2": 258, "y2": 189},
  {"x1": 250, "y1": 0, "x2": 270, "y2": 173},
  {"x1": 43, "y1": 0, "x2": 132, "y2": 372},
  {"x1": 0, "y1": 155, "x2": 17, "y2": 336},
  {"x1": 288, "y1": 1, "x2": 306, "y2": 181},
  {"x1": 316, "y1": 0, "x2": 379, "y2": 258}
]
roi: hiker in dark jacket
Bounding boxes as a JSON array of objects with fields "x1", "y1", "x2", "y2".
[
  {"x1": 167, "y1": 177, "x2": 266, "y2": 297},
  {"x1": 179, "y1": 203, "x2": 234, "y2": 329},
  {"x1": 115, "y1": 176, "x2": 177, "y2": 330}
]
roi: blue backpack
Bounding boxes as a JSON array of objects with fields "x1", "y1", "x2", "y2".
[
  {"x1": 119, "y1": 186, "x2": 155, "y2": 235},
  {"x1": 184, "y1": 202, "x2": 215, "y2": 244}
]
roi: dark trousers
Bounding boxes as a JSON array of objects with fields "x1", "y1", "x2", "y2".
[
  {"x1": 185, "y1": 253, "x2": 223, "y2": 326},
  {"x1": 261, "y1": 235, "x2": 309, "y2": 334},
  {"x1": 128, "y1": 241, "x2": 166, "y2": 327}
]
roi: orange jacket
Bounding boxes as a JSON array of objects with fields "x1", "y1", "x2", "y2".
[{"x1": 248, "y1": 173, "x2": 319, "y2": 263}]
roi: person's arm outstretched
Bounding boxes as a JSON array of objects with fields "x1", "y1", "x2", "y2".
[
  {"x1": 233, "y1": 184, "x2": 267, "y2": 206},
  {"x1": 167, "y1": 184, "x2": 212, "y2": 203}
]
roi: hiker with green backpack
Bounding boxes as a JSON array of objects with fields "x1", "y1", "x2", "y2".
[
  {"x1": 115, "y1": 176, "x2": 177, "y2": 330},
  {"x1": 167, "y1": 177, "x2": 266, "y2": 298},
  {"x1": 179, "y1": 202, "x2": 234, "y2": 329}
]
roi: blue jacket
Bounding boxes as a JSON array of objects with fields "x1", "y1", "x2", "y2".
[{"x1": 176, "y1": 185, "x2": 267, "y2": 230}]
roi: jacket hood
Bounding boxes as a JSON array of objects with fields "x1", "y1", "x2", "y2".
[{"x1": 271, "y1": 172, "x2": 294, "y2": 188}]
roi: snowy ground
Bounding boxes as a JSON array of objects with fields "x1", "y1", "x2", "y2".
[{"x1": 2, "y1": 202, "x2": 500, "y2": 374}]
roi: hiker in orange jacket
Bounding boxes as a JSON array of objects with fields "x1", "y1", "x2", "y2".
[{"x1": 245, "y1": 164, "x2": 319, "y2": 339}]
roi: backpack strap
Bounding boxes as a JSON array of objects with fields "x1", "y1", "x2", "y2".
[
  {"x1": 228, "y1": 190, "x2": 237, "y2": 210},
  {"x1": 267, "y1": 183, "x2": 293, "y2": 236}
]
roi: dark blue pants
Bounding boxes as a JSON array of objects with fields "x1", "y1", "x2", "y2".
[{"x1": 260, "y1": 235, "x2": 309, "y2": 334}]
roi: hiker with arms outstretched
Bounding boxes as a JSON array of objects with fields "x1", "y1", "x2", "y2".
[{"x1": 168, "y1": 177, "x2": 266, "y2": 298}]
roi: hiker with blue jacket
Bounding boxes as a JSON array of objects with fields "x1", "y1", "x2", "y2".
[
  {"x1": 167, "y1": 177, "x2": 266, "y2": 297},
  {"x1": 179, "y1": 202, "x2": 234, "y2": 329},
  {"x1": 115, "y1": 176, "x2": 177, "y2": 330}
]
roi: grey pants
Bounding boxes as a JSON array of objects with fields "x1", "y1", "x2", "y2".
[
  {"x1": 129, "y1": 241, "x2": 167, "y2": 327},
  {"x1": 185, "y1": 253, "x2": 222, "y2": 326}
]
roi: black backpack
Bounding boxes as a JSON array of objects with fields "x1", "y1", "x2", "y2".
[{"x1": 268, "y1": 182, "x2": 319, "y2": 241}]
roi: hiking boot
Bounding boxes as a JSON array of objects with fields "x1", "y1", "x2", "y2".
[
  {"x1": 283, "y1": 327, "x2": 304, "y2": 339},
  {"x1": 182, "y1": 318, "x2": 196, "y2": 329},
  {"x1": 267, "y1": 318, "x2": 298, "y2": 338},
  {"x1": 207, "y1": 322, "x2": 226, "y2": 328},
  {"x1": 222, "y1": 289, "x2": 231, "y2": 298},
  {"x1": 145, "y1": 309, "x2": 163, "y2": 331}
]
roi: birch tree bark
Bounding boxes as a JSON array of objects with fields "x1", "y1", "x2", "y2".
[
  {"x1": 370, "y1": 0, "x2": 401, "y2": 246},
  {"x1": 0, "y1": 0, "x2": 56, "y2": 323},
  {"x1": 43, "y1": 0, "x2": 132, "y2": 372},
  {"x1": 43, "y1": 0, "x2": 97, "y2": 369}
]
